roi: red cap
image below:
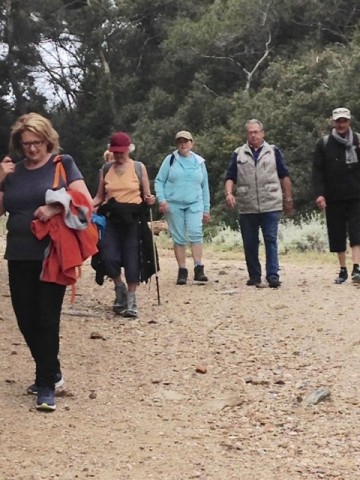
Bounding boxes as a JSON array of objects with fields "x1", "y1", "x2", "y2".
[{"x1": 109, "y1": 132, "x2": 132, "y2": 153}]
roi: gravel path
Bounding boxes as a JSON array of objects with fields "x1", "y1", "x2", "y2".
[{"x1": 0, "y1": 243, "x2": 359, "y2": 480}]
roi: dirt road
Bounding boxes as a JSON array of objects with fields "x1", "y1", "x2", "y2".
[{"x1": 0, "y1": 243, "x2": 359, "y2": 479}]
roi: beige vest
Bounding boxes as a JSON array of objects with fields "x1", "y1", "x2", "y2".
[{"x1": 235, "y1": 141, "x2": 283, "y2": 214}]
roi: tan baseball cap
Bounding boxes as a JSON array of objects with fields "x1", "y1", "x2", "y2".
[
  {"x1": 332, "y1": 107, "x2": 351, "y2": 120},
  {"x1": 175, "y1": 130, "x2": 193, "y2": 141}
]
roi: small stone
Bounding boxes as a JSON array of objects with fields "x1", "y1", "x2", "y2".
[
  {"x1": 151, "y1": 378, "x2": 162, "y2": 384},
  {"x1": 89, "y1": 391, "x2": 97, "y2": 399},
  {"x1": 195, "y1": 365, "x2": 207, "y2": 374},
  {"x1": 304, "y1": 387, "x2": 331, "y2": 405},
  {"x1": 90, "y1": 331, "x2": 105, "y2": 340}
]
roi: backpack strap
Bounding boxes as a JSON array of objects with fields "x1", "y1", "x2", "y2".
[
  {"x1": 169, "y1": 153, "x2": 175, "y2": 167},
  {"x1": 323, "y1": 135, "x2": 330, "y2": 149},
  {"x1": 53, "y1": 155, "x2": 67, "y2": 189}
]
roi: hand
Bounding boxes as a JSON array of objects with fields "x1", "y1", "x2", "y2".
[
  {"x1": 34, "y1": 204, "x2": 62, "y2": 222},
  {"x1": 315, "y1": 195, "x2": 326, "y2": 211},
  {"x1": 145, "y1": 194, "x2": 156, "y2": 206},
  {"x1": 0, "y1": 156, "x2": 15, "y2": 180},
  {"x1": 158, "y1": 201, "x2": 169, "y2": 214},
  {"x1": 225, "y1": 192, "x2": 236, "y2": 208},
  {"x1": 203, "y1": 213, "x2": 211, "y2": 224},
  {"x1": 283, "y1": 199, "x2": 293, "y2": 216}
]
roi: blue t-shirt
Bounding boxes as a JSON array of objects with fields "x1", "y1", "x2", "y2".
[{"x1": 1, "y1": 154, "x2": 83, "y2": 260}]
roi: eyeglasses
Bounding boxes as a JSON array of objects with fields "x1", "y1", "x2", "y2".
[{"x1": 20, "y1": 140, "x2": 45, "y2": 149}]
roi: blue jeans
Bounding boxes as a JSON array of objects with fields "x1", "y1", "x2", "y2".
[{"x1": 239, "y1": 211, "x2": 281, "y2": 282}]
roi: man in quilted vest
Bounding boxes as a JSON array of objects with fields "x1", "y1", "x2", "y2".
[{"x1": 225, "y1": 119, "x2": 292, "y2": 288}]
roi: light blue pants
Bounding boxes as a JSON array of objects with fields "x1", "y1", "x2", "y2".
[{"x1": 166, "y1": 203, "x2": 204, "y2": 245}]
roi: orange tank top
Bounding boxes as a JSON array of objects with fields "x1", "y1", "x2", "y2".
[{"x1": 104, "y1": 160, "x2": 142, "y2": 204}]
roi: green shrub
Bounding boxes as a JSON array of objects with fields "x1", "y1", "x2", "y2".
[{"x1": 207, "y1": 213, "x2": 328, "y2": 253}]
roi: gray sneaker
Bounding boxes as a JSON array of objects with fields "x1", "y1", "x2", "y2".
[
  {"x1": 36, "y1": 386, "x2": 56, "y2": 412},
  {"x1": 113, "y1": 282, "x2": 128, "y2": 314},
  {"x1": 351, "y1": 270, "x2": 360, "y2": 284},
  {"x1": 27, "y1": 372, "x2": 64, "y2": 395},
  {"x1": 123, "y1": 291, "x2": 138, "y2": 318}
]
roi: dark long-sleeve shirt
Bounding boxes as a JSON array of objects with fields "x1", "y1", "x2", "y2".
[
  {"x1": 313, "y1": 134, "x2": 360, "y2": 201},
  {"x1": 225, "y1": 144, "x2": 289, "y2": 183}
]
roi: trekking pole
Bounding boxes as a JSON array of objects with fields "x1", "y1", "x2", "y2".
[{"x1": 149, "y1": 208, "x2": 161, "y2": 305}]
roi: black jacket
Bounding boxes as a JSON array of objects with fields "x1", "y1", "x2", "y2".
[
  {"x1": 92, "y1": 200, "x2": 158, "y2": 285},
  {"x1": 313, "y1": 133, "x2": 360, "y2": 201}
]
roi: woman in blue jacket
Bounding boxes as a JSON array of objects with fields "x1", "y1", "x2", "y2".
[{"x1": 155, "y1": 131, "x2": 211, "y2": 285}]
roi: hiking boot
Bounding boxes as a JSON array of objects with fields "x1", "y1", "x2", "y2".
[
  {"x1": 113, "y1": 282, "x2": 127, "y2": 314},
  {"x1": 268, "y1": 278, "x2": 281, "y2": 288},
  {"x1": 351, "y1": 267, "x2": 360, "y2": 284},
  {"x1": 27, "y1": 372, "x2": 64, "y2": 395},
  {"x1": 36, "y1": 386, "x2": 56, "y2": 412},
  {"x1": 123, "y1": 292, "x2": 138, "y2": 318},
  {"x1": 335, "y1": 268, "x2": 348, "y2": 284},
  {"x1": 176, "y1": 268, "x2": 188, "y2": 285},
  {"x1": 246, "y1": 277, "x2": 261, "y2": 286},
  {"x1": 194, "y1": 265, "x2": 208, "y2": 282}
]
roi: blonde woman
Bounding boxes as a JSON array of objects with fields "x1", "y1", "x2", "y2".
[{"x1": 0, "y1": 112, "x2": 92, "y2": 411}]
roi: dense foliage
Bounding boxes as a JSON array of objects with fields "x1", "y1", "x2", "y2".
[{"x1": 1, "y1": 0, "x2": 360, "y2": 221}]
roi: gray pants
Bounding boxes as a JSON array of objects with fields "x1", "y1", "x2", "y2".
[{"x1": 101, "y1": 219, "x2": 140, "y2": 283}]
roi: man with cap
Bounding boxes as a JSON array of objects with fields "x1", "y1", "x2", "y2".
[
  {"x1": 155, "y1": 130, "x2": 210, "y2": 285},
  {"x1": 313, "y1": 107, "x2": 360, "y2": 283}
]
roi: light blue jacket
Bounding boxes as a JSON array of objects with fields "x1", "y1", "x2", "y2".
[{"x1": 155, "y1": 151, "x2": 210, "y2": 213}]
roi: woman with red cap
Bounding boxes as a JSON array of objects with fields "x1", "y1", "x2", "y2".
[{"x1": 93, "y1": 132, "x2": 155, "y2": 318}]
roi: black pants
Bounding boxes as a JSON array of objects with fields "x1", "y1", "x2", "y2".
[
  {"x1": 8, "y1": 261, "x2": 66, "y2": 388},
  {"x1": 326, "y1": 199, "x2": 360, "y2": 252}
]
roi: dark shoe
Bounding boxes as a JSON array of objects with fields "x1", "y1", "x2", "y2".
[
  {"x1": 176, "y1": 268, "x2": 188, "y2": 285},
  {"x1": 27, "y1": 372, "x2": 64, "y2": 395},
  {"x1": 123, "y1": 292, "x2": 138, "y2": 318},
  {"x1": 335, "y1": 269, "x2": 348, "y2": 284},
  {"x1": 194, "y1": 265, "x2": 208, "y2": 282},
  {"x1": 36, "y1": 386, "x2": 56, "y2": 411},
  {"x1": 246, "y1": 277, "x2": 261, "y2": 286},
  {"x1": 113, "y1": 282, "x2": 128, "y2": 314},
  {"x1": 351, "y1": 269, "x2": 360, "y2": 284},
  {"x1": 268, "y1": 278, "x2": 281, "y2": 288}
]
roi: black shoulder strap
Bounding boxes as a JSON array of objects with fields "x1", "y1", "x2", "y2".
[
  {"x1": 134, "y1": 160, "x2": 143, "y2": 183},
  {"x1": 101, "y1": 162, "x2": 113, "y2": 178},
  {"x1": 169, "y1": 153, "x2": 175, "y2": 167}
]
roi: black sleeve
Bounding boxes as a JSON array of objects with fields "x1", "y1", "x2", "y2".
[{"x1": 224, "y1": 152, "x2": 238, "y2": 183}]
